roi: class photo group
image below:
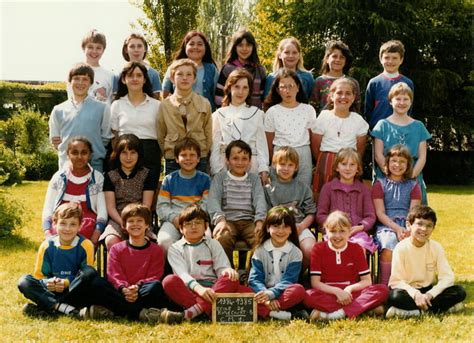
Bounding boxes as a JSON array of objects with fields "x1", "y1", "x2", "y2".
[{"x1": 17, "y1": 27, "x2": 466, "y2": 324}]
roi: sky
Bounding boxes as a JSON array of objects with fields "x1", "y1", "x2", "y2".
[{"x1": 0, "y1": 0, "x2": 145, "y2": 81}]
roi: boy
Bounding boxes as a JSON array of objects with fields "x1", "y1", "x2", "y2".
[
  {"x1": 364, "y1": 40, "x2": 414, "y2": 129},
  {"x1": 157, "y1": 137, "x2": 211, "y2": 253},
  {"x1": 386, "y1": 205, "x2": 466, "y2": 318},
  {"x1": 49, "y1": 63, "x2": 112, "y2": 171},
  {"x1": 156, "y1": 59, "x2": 212, "y2": 175},
  {"x1": 208, "y1": 140, "x2": 267, "y2": 263}
]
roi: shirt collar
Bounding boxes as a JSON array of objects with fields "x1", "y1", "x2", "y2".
[
  {"x1": 328, "y1": 240, "x2": 348, "y2": 253},
  {"x1": 263, "y1": 239, "x2": 292, "y2": 253},
  {"x1": 226, "y1": 170, "x2": 248, "y2": 181}
]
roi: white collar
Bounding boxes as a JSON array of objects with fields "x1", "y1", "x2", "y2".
[
  {"x1": 263, "y1": 239, "x2": 292, "y2": 253},
  {"x1": 226, "y1": 170, "x2": 248, "y2": 181},
  {"x1": 328, "y1": 240, "x2": 348, "y2": 253}
]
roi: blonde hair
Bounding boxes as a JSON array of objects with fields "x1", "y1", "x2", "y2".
[
  {"x1": 379, "y1": 39, "x2": 405, "y2": 59},
  {"x1": 326, "y1": 77, "x2": 357, "y2": 111},
  {"x1": 272, "y1": 37, "x2": 307, "y2": 73},
  {"x1": 272, "y1": 146, "x2": 299, "y2": 169},
  {"x1": 388, "y1": 82, "x2": 413, "y2": 102},
  {"x1": 170, "y1": 58, "x2": 198, "y2": 79},
  {"x1": 324, "y1": 210, "x2": 351, "y2": 232},
  {"x1": 332, "y1": 147, "x2": 363, "y2": 180}
]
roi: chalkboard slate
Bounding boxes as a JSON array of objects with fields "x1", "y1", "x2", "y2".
[{"x1": 212, "y1": 293, "x2": 257, "y2": 323}]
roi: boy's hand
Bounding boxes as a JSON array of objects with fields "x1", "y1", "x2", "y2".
[
  {"x1": 335, "y1": 288, "x2": 352, "y2": 306},
  {"x1": 260, "y1": 171, "x2": 270, "y2": 186},
  {"x1": 51, "y1": 136, "x2": 62, "y2": 149},
  {"x1": 194, "y1": 284, "x2": 216, "y2": 303},
  {"x1": 221, "y1": 268, "x2": 239, "y2": 282},
  {"x1": 54, "y1": 278, "x2": 67, "y2": 293},
  {"x1": 46, "y1": 278, "x2": 57, "y2": 292},
  {"x1": 414, "y1": 292, "x2": 432, "y2": 311},
  {"x1": 254, "y1": 291, "x2": 270, "y2": 304},
  {"x1": 213, "y1": 220, "x2": 230, "y2": 238},
  {"x1": 122, "y1": 285, "x2": 139, "y2": 303}
]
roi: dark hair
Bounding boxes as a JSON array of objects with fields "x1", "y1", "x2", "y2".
[
  {"x1": 53, "y1": 202, "x2": 83, "y2": 223},
  {"x1": 174, "y1": 137, "x2": 201, "y2": 158},
  {"x1": 67, "y1": 136, "x2": 93, "y2": 154},
  {"x1": 254, "y1": 206, "x2": 299, "y2": 248},
  {"x1": 225, "y1": 140, "x2": 252, "y2": 160},
  {"x1": 122, "y1": 33, "x2": 148, "y2": 61},
  {"x1": 407, "y1": 205, "x2": 437, "y2": 226},
  {"x1": 81, "y1": 29, "x2": 107, "y2": 50},
  {"x1": 110, "y1": 134, "x2": 144, "y2": 170},
  {"x1": 222, "y1": 68, "x2": 254, "y2": 107},
  {"x1": 68, "y1": 62, "x2": 94, "y2": 83},
  {"x1": 178, "y1": 204, "x2": 210, "y2": 227},
  {"x1": 224, "y1": 29, "x2": 260, "y2": 65},
  {"x1": 384, "y1": 144, "x2": 414, "y2": 181},
  {"x1": 321, "y1": 40, "x2": 353, "y2": 75},
  {"x1": 115, "y1": 61, "x2": 154, "y2": 100},
  {"x1": 173, "y1": 31, "x2": 216, "y2": 65},
  {"x1": 121, "y1": 203, "x2": 151, "y2": 225},
  {"x1": 263, "y1": 68, "x2": 308, "y2": 111}
]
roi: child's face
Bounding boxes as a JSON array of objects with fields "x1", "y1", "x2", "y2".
[
  {"x1": 336, "y1": 157, "x2": 358, "y2": 184},
  {"x1": 227, "y1": 147, "x2": 251, "y2": 177},
  {"x1": 119, "y1": 147, "x2": 138, "y2": 172},
  {"x1": 277, "y1": 77, "x2": 299, "y2": 103},
  {"x1": 171, "y1": 65, "x2": 196, "y2": 92},
  {"x1": 408, "y1": 217, "x2": 435, "y2": 247},
  {"x1": 230, "y1": 77, "x2": 250, "y2": 106},
  {"x1": 279, "y1": 43, "x2": 300, "y2": 70},
  {"x1": 70, "y1": 74, "x2": 92, "y2": 98},
  {"x1": 176, "y1": 148, "x2": 199, "y2": 174},
  {"x1": 180, "y1": 218, "x2": 206, "y2": 244},
  {"x1": 123, "y1": 66, "x2": 146, "y2": 92},
  {"x1": 275, "y1": 159, "x2": 298, "y2": 182},
  {"x1": 390, "y1": 93, "x2": 412, "y2": 115},
  {"x1": 67, "y1": 141, "x2": 91, "y2": 170},
  {"x1": 330, "y1": 83, "x2": 355, "y2": 111},
  {"x1": 185, "y1": 35, "x2": 206, "y2": 62},
  {"x1": 56, "y1": 216, "x2": 81, "y2": 245},
  {"x1": 388, "y1": 155, "x2": 408, "y2": 180},
  {"x1": 125, "y1": 215, "x2": 148, "y2": 239},
  {"x1": 380, "y1": 52, "x2": 403, "y2": 74},
  {"x1": 326, "y1": 224, "x2": 350, "y2": 249},
  {"x1": 84, "y1": 42, "x2": 105, "y2": 66},
  {"x1": 327, "y1": 49, "x2": 346, "y2": 73},
  {"x1": 268, "y1": 222, "x2": 292, "y2": 248},
  {"x1": 127, "y1": 38, "x2": 146, "y2": 62},
  {"x1": 236, "y1": 39, "x2": 253, "y2": 62}
]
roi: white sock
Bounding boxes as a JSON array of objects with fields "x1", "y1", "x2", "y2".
[
  {"x1": 269, "y1": 310, "x2": 292, "y2": 320},
  {"x1": 327, "y1": 309, "x2": 346, "y2": 320},
  {"x1": 56, "y1": 303, "x2": 77, "y2": 315}
]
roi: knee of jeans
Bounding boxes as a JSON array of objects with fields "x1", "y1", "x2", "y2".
[
  {"x1": 80, "y1": 266, "x2": 98, "y2": 281},
  {"x1": 17, "y1": 274, "x2": 33, "y2": 291},
  {"x1": 388, "y1": 288, "x2": 404, "y2": 302},
  {"x1": 454, "y1": 285, "x2": 467, "y2": 301}
]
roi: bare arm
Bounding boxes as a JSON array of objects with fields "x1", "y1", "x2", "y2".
[
  {"x1": 412, "y1": 141, "x2": 427, "y2": 178},
  {"x1": 310, "y1": 132, "x2": 323, "y2": 160},
  {"x1": 265, "y1": 131, "x2": 275, "y2": 165},
  {"x1": 373, "y1": 198, "x2": 406, "y2": 240},
  {"x1": 374, "y1": 138, "x2": 386, "y2": 172},
  {"x1": 142, "y1": 190, "x2": 154, "y2": 209},
  {"x1": 344, "y1": 274, "x2": 372, "y2": 294},
  {"x1": 356, "y1": 134, "x2": 367, "y2": 159},
  {"x1": 104, "y1": 191, "x2": 122, "y2": 227}
]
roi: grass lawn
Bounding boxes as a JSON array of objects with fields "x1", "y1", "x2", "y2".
[{"x1": 1, "y1": 182, "x2": 473, "y2": 342}]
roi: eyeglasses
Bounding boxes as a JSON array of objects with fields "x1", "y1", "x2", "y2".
[
  {"x1": 278, "y1": 83, "x2": 297, "y2": 91},
  {"x1": 182, "y1": 220, "x2": 205, "y2": 228}
]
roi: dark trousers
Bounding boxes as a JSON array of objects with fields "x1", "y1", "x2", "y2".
[
  {"x1": 132, "y1": 280, "x2": 170, "y2": 309},
  {"x1": 388, "y1": 285, "x2": 466, "y2": 314}
]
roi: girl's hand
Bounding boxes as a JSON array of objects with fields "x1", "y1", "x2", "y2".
[
  {"x1": 221, "y1": 268, "x2": 239, "y2": 282},
  {"x1": 254, "y1": 291, "x2": 270, "y2": 304},
  {"x1": 267, "y1": 300, "x2": 281, "y2": 311},
  {"x1": 393, "y1": 226, "x2": 405, "y2": 241},
  {"x1": 350, "y1": 225, "x2": 364, "y2": 237},
  {"x1": 260, "y1": 172, "x2": 270, "y2": 186},
  {"x1": 296, "y1": 223, "x2": 305, "y2": 236},
  {"x1": 195, "y1": 284, "x2": 216, "y2": 303},
  {"x1": 335, "y1": 288, "x2": 352, "y2": 306},
  {"x1": 51, "y1": 136, "x2": 62, "y2": 149}
]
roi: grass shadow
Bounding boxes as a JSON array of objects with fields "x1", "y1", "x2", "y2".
[
  {"x1": 0, "y1": 233, "x2": 37, "y2": 252},
  {"x1": 429, "y1": 185, "x2": 474, "y2": 195}
]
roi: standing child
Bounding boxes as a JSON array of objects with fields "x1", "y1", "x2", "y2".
[
  {"x1": 264, "y1": 37, "x2": 314, "y2": 99},
  {"x1": 210, "y1": 68, "x2": 269, "y2": 181},
  {"x1": 42, "y1": 137, "x2": 107, "y2": 246},
  {"x1": 316, "y1": 148, "x2": 377, "y2": 254},
  {"x1": 100, "y1": 134, "x2": 157, "y2": 250},
  {"x1": 372, "y1": 144, "x2": 422, "y2": 285},
  {"x1": 156, "y1": 59, "x2": 212, "y2": 175},
  {"x1": 264, "y1": 147, "x2": 316, "y2": 269},
  {"x1": 264, "y1": 69, "x2": 316, "y2": 187},
  {"x1": 248, "y1": 206, "x2": 307, "y2": 320},
  {"x1": 310, "y1": 40, "x2": 360, "y2": 114},
  {"x1": 215, "y1": 29, "x2": 266, "y2": 108},
  {"x1": 311, "y1": 77, "x2": 369, "y2": 200},
  {"x1": 386, "y1": 205, "x2": 466, "y2": 318},
  {"x1": 372, "y1": 82, "x2": 431, "y2": 204},
  {"x1": 304, "y1": 211, "x2": 389, "y2": 321}
]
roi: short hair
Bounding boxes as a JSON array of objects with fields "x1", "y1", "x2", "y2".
[
  {"x1": 273, "y1": 37, "x2": 307, "y2": 73},
  {"x1": 122, "y1": 32, "x2": 148, "y2": 61},
  {"x1": 407, "y1": 205, "x2": 437, "y2": 226},
  {"x1": 379, "y1": 40, "x2": 405, "y2": 59},
  {"x1": 115, "y1": 61, "x2": 153, "y2": 100},
  {"x1": 68, "y1": 62, "x2": 94, "y2": 83},
  {"x1": 178, "y1": 204, "x2": 210, "y2": 227},
  {"x1": 272, "y1": 146, "x2": 299, "y2": 169},
  {"x1": 53, "y1": 202, "x2": 83, "y2": 223},
  {"x1": 81, "y1": 29, "x2": 107, "y2": 50},
  {"x1": 170, "y1": 58, "x2": 198, "y2": 79},
  {"x1": 225, "y1": 140, "x2": 252, "y2": 160},
  {"x1": 224, "y1": 28, "x2": 260, "y2": 65},
  {"x1": 174, "y1": 137, "x2": 201, "y2": 158},
  {"x1": 254, "y1": 206, "x2": 300, "y2": 248},
  {"x1": 384, "y1": 144, "x2": 414, "y2": 180},
  {"x1": 222, "y1": 68, "x2": 254, "y2": 107},
  {"x1": 173, "y1": 31, "x2": 216, "y2": 65},
  {"x1": 263, "y1": 68, "x2": 308, "y2": 111},
  {"x1": 121, "y1": 203, "x2": 151, "y2": 225},
  {"x1": 324, "y1": 210, "x2": 352, "y2": 232},
  {"x1": 326, "y1": 77, "x2": 357, "y2": 112},
  {"x1": 388, "y1": 82, "x2": 414, "y2": 102},
  {"x1": 67, "y1": 136, "x2": 93, "y2": 154},
  {"x1": 321, "y1": 40, "x2": 353, "y2": 75},
  {"x1": 110, "y1": 134, "x2": 144, "y2": 170},
  {"x1": 332, "y1": 147, "x2": 363, "y2": 180}
]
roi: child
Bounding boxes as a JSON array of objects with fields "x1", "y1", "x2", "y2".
[
  {"x1": 317, "y1": 148, "x2": 377, "y2": 254},
  {"x1": 248, "y1": 206, "x2": 307, "y2": 320},
  {"x1": 264, "y1": 37, "x2": 314, "y2": 99},
  {"x1": 372, "y1": 82, "x2": 431, "y2": 204},
  {"x1": 215, "y1": 29, "x2": 267, "y2": 108},
  {"x1": 372, "y1": 144, "x2": 422, "y2": 285},
  {"x1": 157, "y1": 137, "x2": 211, "y2": 253},
  {"x1": 386, "y1": 205, "x2": 466, "y2": 318},
  {"x1": 304, "y1": 211, "x2": 389, "y2": 321},
  {"x1": 111, "y1": 61, "x2": 162, "y2": 176},
  {"x1": 264, "y1": 147, "x2": 316, "y2": 269},
  {"x1": 162, "y1": 31, "x2": 219, "y2": 110},
  {"x1": 264, "y1": 68, "x2": 316, "y2": 187},
  {"x1": 100, "y1": 134, "x2": 158, "y2": 250},
  {"x1": 364, "y1": 39, "x2": 414, "y2": 129},
  {"x1": 210, "y1": 68, "x2": 269, "y2": 182},
  {"x1": 107, "y1": 203, "x2": 184, "y2": 323},
  {"x1": 311, "y1": 77, "x2": 369, "y2": 200},
  {"x1": 156, "y1": 59, "x2": 212, "y2": 175},
  {"x1": 42, "y1": 137, "x2": 107, "y2": 246},
  {"x1": 310, "y1": 40, "x2": 360, "y2": 114},
  {"x1": 49, "y1": 63, "x2": 111, "y2": 172},
  {"x1": 208, "y1": 140, "x2": 267, "y2": 263}
]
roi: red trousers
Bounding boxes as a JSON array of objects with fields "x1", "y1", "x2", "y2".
[{"x1": 256, "y1": 284, "x2": 306, "y2": 318}]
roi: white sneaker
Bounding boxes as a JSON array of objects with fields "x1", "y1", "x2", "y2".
[
  {"x1": 386, "y1": 306, "x2": 420, "y2": 318},
  {"x1": 269, "y1": 310, "x2": 291, "y2": 320},
  {"x1": 447, "y1": 302, "x2": 465, "y2": 313}
]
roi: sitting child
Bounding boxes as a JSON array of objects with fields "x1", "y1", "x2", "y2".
[{"x1": 386, "y1": 205, "x2": 466, "y2": 318}]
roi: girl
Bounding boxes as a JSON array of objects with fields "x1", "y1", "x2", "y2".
[
  {"x1": 111, "y1": 61, "x2": 162, "y2": 178},
  {"x1": 42, "y1": 137, "x2": 107, "y2": 246},
  {"x1": 317, "y1": 148, "x2": 377, "y2": 253},
  {"x1": 372, "y1": 144, "x2": 422, "y2": 285},
  {"x1": 310, "y1": 40, "x2": 360, "y2": 114},
  {"x1": 264, "y1": 69, "x2": 316, "y2": 188},
  {"x1": 210, "y1": 69, "x2": 269, "y2": 181},
  {"x1": 372, "y1": 82, "x2": 431, "y2": 204},
  {"x1": 215, "y1": 29, "x2": 266, "y2": 108},
  {"x1": 100, "y1": 134, "x2": 158, "y2": 250},
  {"x1": 162, "y1": 31, "x2": 219, "y2": 110},
  {"x1": 311, "y1": 77, "x2": 369, "y2": 200},
  {"x1": 119, "y1": 32, "x2": 162, "y2": 99},
  {"x1": 248, "y1": 206, "x2": 306, "y2": 320},
  {"x1": 304, "y1": 211, "x2": 389, "y2": 321},
  {"x1": 264, "y1": 37, "x2": 314, "y2": 99}
]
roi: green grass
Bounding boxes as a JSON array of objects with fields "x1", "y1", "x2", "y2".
[{"x1": 1, "y1": 181, "x2": 473, "y2": 342}]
